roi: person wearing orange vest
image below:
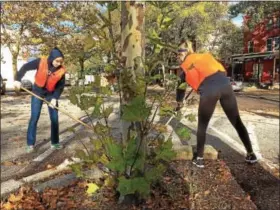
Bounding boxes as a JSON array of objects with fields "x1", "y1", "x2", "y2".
[
  {"x1": 175, "y1": 40, "x2": 258, "y2": 168},
  {"x1": 14, "y1": 47, "x2": 66, "y2": 153}
]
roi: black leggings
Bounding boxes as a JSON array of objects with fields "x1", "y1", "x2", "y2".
[
  {"x1": 196, "y1": 84, "x2": 253, "y2": 157},
  {"x1": 176, "y1": 73, "x2": 254, "y2": 157}
]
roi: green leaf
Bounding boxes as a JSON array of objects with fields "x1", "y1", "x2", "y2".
[
  {"x1": 69, "y1": 163, "x2": 83, "y2": 178},
  {"x1": 107, "y1": 143, "x2": 123, "y2": 159},
  {"x1": 185, "y1": 114, "x2": 196, "y2": 122},
  {"x1": 150, "y1": 74, "x2": 162, "y2": 81},
  {"x1": 86, "y1": 183, "x2": 99, "y2": 196},
  {"x1": 122, "y1": 96, "x2": 151, "y2": 122},
  {"x1": 117, "y1": 177, "x2": 150, "y2": 197},
  {"x1": 117, "y1": 176, "x2": 135, "y2": 196},
  {"x1": 159, "y1": 104, "x2": 174, "y2": 117},
  {"x1": 178, "y1": 82, "x2": 187, "y2": 90},
  {"x1": 75, "y1": 149, "x2": 88, "y2": 160},
  {"x1": 107, "y1": 157, "x2": 126, "y2": 173},
  {"x1": 106, "y1": 143, "x2": 126, "y2": 173},
  {"x1": 144, "y1": 164, "x2": 166, "y2": 183},
  {"x1": 94, "y1": 122, "x2": 108, "y2": 135},
  {"x1": 92, "y1": 139, "x2": 103, "y2": 150},
  {"x1": 124, "y1": 137, "x2": 138, "y2": 166},
  {"x1": 155, "y1": 138, "x2": 176, "y2": 161},
  {"x1": 176, "y1": 127, "x2": 191, "y2": 140},
  {"x1": 100, "y1": 154, "x2": 109, "y2": 165},
  {"x1": 92, "y1": 97, "x2": 103, "y2": 117},
  {"x1": 86, "y1": 151, "x2": 99, "y2": 163}
]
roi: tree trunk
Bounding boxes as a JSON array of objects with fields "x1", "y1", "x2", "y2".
[
  {"x1": 12, "y1": 54, "x2": 18, "y2": 81},
  {"x1": 120, "y1": 1, "x2": 145, "y2": 173},
  {"x1": 79, "y1": 58, "x2": 84, "y2": 79}
]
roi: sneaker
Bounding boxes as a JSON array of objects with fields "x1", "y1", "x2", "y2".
[
  {"x1": 192, "y1": 156, "x2": 205, "y2": 168},
  {"x1": 245, "y1": 152, "x2": 258, "y2": 164},
  {"x1": 26, "y1": 145, "x2": 35, "y2": 153},
  {"x1": 51, "y1": 143, "x2": 63, "y2": 150}
]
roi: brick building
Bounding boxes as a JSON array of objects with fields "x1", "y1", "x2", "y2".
[{"x1": 230, "y1": 12, "x2": 280, "y2": 85}]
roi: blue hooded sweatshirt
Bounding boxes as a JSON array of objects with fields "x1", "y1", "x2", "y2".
[{"x1": 16, "y1": 47, "x2": 65, "y2": 100}]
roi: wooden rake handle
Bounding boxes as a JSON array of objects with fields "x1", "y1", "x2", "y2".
[{"x1": 20, "y1": 87, "x2": 92, "y2": 130}]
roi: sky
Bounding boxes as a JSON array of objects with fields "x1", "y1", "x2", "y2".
[
  {"x1": 232, "y1": 14, "x2": 243, "y2": 27},
  {"x1": 228, "y1": 1, "x2": 243, "y2": 27}
]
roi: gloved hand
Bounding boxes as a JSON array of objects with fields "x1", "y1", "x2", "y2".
[
  {"x1": 49, "y1": 99, "x2": 57, "y2": 109},
  {"x1": 14, "y1": 81, "x2": 22, "y2": 90}
]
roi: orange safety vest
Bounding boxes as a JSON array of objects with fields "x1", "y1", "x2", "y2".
[
  {"x1": 180, "y1": 53, "x2": 225, "y2": 91},
  {"x1": 35, "y1": 57, "x2": 66, "y2": 92}
]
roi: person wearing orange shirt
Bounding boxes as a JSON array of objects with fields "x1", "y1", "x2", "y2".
[
  {"x1": 14, "y1": 47, "x2": 66, "y2": 153},
  {"x1": 175, "y1": 40, "x2": 258, "y2": 168}
]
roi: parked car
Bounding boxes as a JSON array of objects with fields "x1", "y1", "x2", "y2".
[
  {"x1": 228, "y1": 77, "x2": 243, "y2": 92},
  {"x1": 0, "y1": 74, "x2": 7, "y2": 95}
]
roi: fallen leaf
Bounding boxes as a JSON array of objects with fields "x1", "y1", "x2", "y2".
[
  {"x1": 104, "y1": 176, "x2": 115, "y2": 187},
  {"x1": 246, "y1": 195, "x2": 251, "y2": 201},
  {"x1": 164, "y1": 176, "x2": 171, "y2": 181},
  {"x1": 2, "y1": 161, "x2": 15, "y2": 166},
  {"x1": 78, "y1": 181, "x2": 87, "y2": 188},
  {"x1": 47, "y1": 164, "x2": 54, "y2": 169},
  {"x1": 204, "y1": 190, "x2": 210, "y2": 195},
  {"x1": 8, "y1": 193, "x2": 23, "y2": 202},
  {"x1": 86, "y1": 183, "x2": 99, "y2": 196},
  {"x1": 233, "y1": 196, "x2": 241, "y2": 200},
  {"x1": 2, "y1": 202, "x2": 15, "y2": 210}
]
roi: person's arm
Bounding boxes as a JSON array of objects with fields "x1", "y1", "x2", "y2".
[
  {"x1": 176, "y1": 70, "x2": 186, "y2": 103},
  {"x1": 16, "y1": 58, "x2": 41, "y2": 81},
  {"x1": 52, "y1": 75, "x2": 65, "y2": 100}
]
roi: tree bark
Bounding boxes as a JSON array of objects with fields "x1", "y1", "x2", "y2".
[
  {"x1": 120, "y1": 1, "x2": 146, "y2": 174},
  {"x1": 12, "y1": 55, "x2": 18, "y2": 81}
]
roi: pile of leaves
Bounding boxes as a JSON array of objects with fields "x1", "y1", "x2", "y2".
[{"x1": 1, "y1": 166, "x2": 190, "y2": 210}]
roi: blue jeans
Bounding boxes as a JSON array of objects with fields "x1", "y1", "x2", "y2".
[{"x1": 27, "y1": 96, "x2": 59, "y2": 146}]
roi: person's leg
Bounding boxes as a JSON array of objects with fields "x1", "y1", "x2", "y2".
[
  {"x1": 48, "y1": 100, "x2": 60, "y2": 146},
  {"x1": 193, "y1": 93, "x2": 219, "y2": 167},
  {"x1": 196, "y1": 94, "x2": 219, "y2": 157},
  {"x1": 175, "y1": 71, "x2": 186, "y2": 110},
  {"x1": 27, "y1": 96, "x2": 43, "y2": 147},
  {"x1": 219, "y1": 85, "x2": 257, "y2": 163}
]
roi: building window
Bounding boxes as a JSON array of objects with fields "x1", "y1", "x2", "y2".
[
  {"x1": 275, "y1": 37, "x2": 280, "y2": 50},
  {"x1": 267, "y1": 38, "x2": 273, "y2": 51},
  {"x1": 248, "y1": 41, "x2": 254, "y2": 53},
  {"x1": 267, "y1": 19, "x2": 273, "y2": 30}
]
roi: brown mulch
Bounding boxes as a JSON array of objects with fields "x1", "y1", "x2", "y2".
[
  {"x1": 1, "y1": 160, "x2": 258, "y2": 210},
  {"x1": 172, "y1": 160, "x2": 257, "y2": 210}
]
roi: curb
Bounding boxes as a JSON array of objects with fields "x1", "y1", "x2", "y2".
[
  {"x1": 237, "y1": 94, "x2": 279, "y2": 102},
  {"x1": 0, "y1": 158, "x2": 81, "y2": 198}
]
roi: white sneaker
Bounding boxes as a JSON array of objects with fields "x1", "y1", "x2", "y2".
[{"x1": 26, "y1": 145, "x2": 35, "y2": 153}]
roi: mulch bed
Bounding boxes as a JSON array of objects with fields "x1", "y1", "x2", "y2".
[{"x1": 1, "y1": 160, "x2": 257, "y2": 210}]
